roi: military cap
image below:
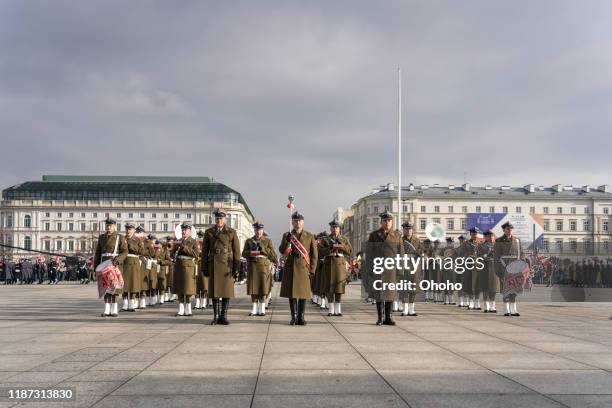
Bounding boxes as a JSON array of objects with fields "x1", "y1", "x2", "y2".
[
  {"x1": 291, "y1": 211, "x2": 304, "y2": 221},
  {"x1": 458, "y1": 235, "x2": 466, "y2": 241},
  {"x1": 501, "y1": 221, "x2": 514, "y2": 229},
  {"x1": 124, "y1": 222, "x2": 136, "y2": 229},
  {"x1": 104, "y1": 217, "x2": 117, "y2": 225},
  {"x1": 484, "y1": 230, "x2": 493, "y2": 236},
  {"x1": 379, "y1": 211, "x2": 393, "y2": 220},
  {"x1": 446, "y1": 237, "x2": 454, "y2": 242},
  {"x1": 197, "y1": 230, "x2": 205, "y2": 238},
  {"x1": 166, "y1": 236, "x2": 174, "y2": 241},
  {"x1": 213, "y1": 209, "x2": 226, "y2": 218},
  {"x1": 401, "y1": 222, "x2": 413, "y2": 229},
  {"x1": 329, "y1": 220, "x2": 341, "y2": 227},
  {"x1": 180, "y1": 222, "x2": 192, "y2": 230},
  {"x1": 423, "y1": 238, "x2": 431, "y2": 243},
  {"x1": 253, "y1": 221, "x2": 264, "y2": 230},
  {"x1": 468, "y1": 227, "x2": 481, "y2": 234},
  {"x1": 147, "y1": 234, "x2": 157, "y2": 240},
  {"x1": 135, "y1": 225, "x2": 145, "y2": 233}
]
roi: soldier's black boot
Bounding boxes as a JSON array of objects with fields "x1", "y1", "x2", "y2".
[
  {"x1": 376, "y1": 301, "x2": 384, "y2": 325},
  {"x1": 220, "y1": 298, "x2": 230, "y2": 325},
  {"x1": 383, "y1": 301, "x2": 396, "y2": 325},
  {"x1": 210, "y1": 298, "x2": 219, "y2": 325},
  {"x1": 297, "y1": 299, "x2": 306, "y2": 326},
  {"x1": 289, "y1": 298, "x2": 296, "y2": 325}
]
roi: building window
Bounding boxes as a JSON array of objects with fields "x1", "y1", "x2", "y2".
[
  {"x1": 57, "y1": 212, "x2": 62, "y2": 218},
  {"x1": 44, "y1": 222, "x2": 50, "y2": 231},
  {"x1": 556, "y1": 220, "x2": 563, "y2": 231},
  {"x1": 187, "y1": 214, "x2": 192, "y2": 219},
  {"x1": 447, "y1": 206, "x2": 453, "y2": 213},
  {"x1": 151, "y1": 223, "x2": 157, "y2": 232},
  {"x1": 384, "y1": 205, "x2": 389, "y2": 212},
  {"x1": 461, "y1": 219, "x2": 466, "y2": 229},
  {"x1": 569, "y1": 220, "x2": 577, "y2": 231},
  {"x1": 128, "y1": 213, "x2": 134, "y2": 218},
  {"x1": 366, "y1": 219, "x2": 371, "y2": 231},
  {"x1": 68, "y1": 212, "x2": 74, "y2": 218},
  {"x1": 420, "y1": 219, "x2": 427, "y2": 230},
  {"x1": 44, "y1": 240, "x2": 51, "y2": 251},
  {"x1": 175, "y1": 213, "x2": 180, "y2": 219},
  {"x1": 402, "y1": 205, "x2": 408, "y2": 213},
  {"x1": 516, "y1": 206, "x2": 522, "y2": 213},
  {"x1": 462, "y1": 206, "x2": 467, "y2": 213},
  {"x1": 93, "y1": 212, "x2": 97, "y2": 218},
  {"x1": 604, "y1": 241, "x2": 610, "y2": 251},
  {"x1": 56, "y1": 223, "x2": 62, "y2": 231},
  {"x1": 557, "y1": 207, "x2": 562, "y2": 214},
  {"x1": 543, "y1": 207, "x2": 549, "y2": 214},
  {"x1": 164, "y1": 213, "x2": 169, "y2": 219},
  {"x1": 489, "y1": 206, "x2": 495, "y2": 213},
  {"x1": 502, "y1": 206, "x2": 508, "y2": 213},
  {"x1": 569, "y1": 239, "x2": 577, "y2": 252},
  {"x1": 80, "y1": 240, "x2": 87, "y2": 251},
  {"x1": 22, "y1": 215, "x2": 32, "y2": 228},
  {"x1": 374, "y1": 206, "x2": 379, "y2": 214},
  {"x1": 447, "y1": 219, "x2": 454, "y2": 230},
  {"x1": 140, "y1": 213, "x2": 145, "y2": 218},
  {"x1": 163, "y1": 223, "x2": 168, "y2": 232},
  {"x1": 68, "y1": 241, "x2": 74, "y2": 251},
  {"x1": 570, "y1": 207, "x2": 576, "y2": 214},
  {"x1": 117, "y1": 213, "x2": 121, "y2": 218},
  {"x1": 80, "y1": 212, "x2": 86, "y2": 218},
  {"x1": 584, "y1": 207, "x2": 590, "y2": 214},
  {"x1": 584, "y1": 220, "x2": 590, "y2": 231},
  {"x1": 24, "y1": 236, "x2": 32, "y2": 250},
  {"x1": 543, "y1": 240, "x2": 549, "y2": 251},
  {"x1": 6, "y1": 214, "x2": 13, "y2": 228},
  {"x1": 104, "y1": 213, "x2": 109, "y2": 218},
  {"x1": 475, "y1": 206, "x2": 481, "y2": 213},
  {"x1": 434, "y1": 206, "x2": 440, "y2": 213},
  {"x1": 56, "y1": 240, "x2": 62, "y2": 251},
  {"x1": 151, "y1": 213, "x2": 156, "y2": 219},
  {"x1": 603, "y1": 220, "x2": 609, "y2": 232},
  {"x1": 555, "y1": 240, "x2": 563, "y2": 252},
  {"x1": 80, "y1": 223, "x2": 86, "y2": 231},
  {"x1": 420, "y1": 206, "x2": 426, "y2": 212},
  {"x1": 68, "y1": 222, "x2": 74, "y2": 231},
  {"x1": 544, "y1": 220, "x2": 549, "y2": 231},
  {"x1": 45, "y1": 212, "x2": 50, "y2": 217},
  {"x1": 433, "y1": 218, "x2": 441, "y2": 224},
  {"x1": 92, "y1": 223, "x2": 98, "y2": 232},
  {"x1": 604, "y1": 207, "x2": 610, "y2": 215},
  {"x1": 530, "y1": 207, "x2": 535, "y2": 214}
]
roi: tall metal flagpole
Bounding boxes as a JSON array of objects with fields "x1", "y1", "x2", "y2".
[{"x1": 397, "y1": 67, "x2": 402, "y2": 225}]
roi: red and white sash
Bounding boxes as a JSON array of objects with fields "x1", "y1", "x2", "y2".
[{"x1": 290, "y1": 233, "x2": 310, "y2": 267}]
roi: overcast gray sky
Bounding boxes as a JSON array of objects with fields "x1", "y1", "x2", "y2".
[{"x1": 1, "y1": 0, "x2": 612, "y2": 240}]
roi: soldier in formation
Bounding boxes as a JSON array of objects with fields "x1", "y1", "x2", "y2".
[
  {"x1": 318, "y1": 220, "x2": 352, "y2": 316},
  {"x1": 242, "y1": 222, "x2": 278, "y2": 316}
]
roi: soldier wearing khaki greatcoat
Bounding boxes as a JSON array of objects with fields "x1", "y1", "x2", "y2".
[{"x1": 242, "y1": 222, "x2": 278, "y2": 317}]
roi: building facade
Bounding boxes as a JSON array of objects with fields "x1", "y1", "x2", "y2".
[
  {"x1": 0, "y1": 175, "x2": 255, "y2": 258},
  {"x1": 346, "y1": 183, "x2": 612, "y2": 256}
]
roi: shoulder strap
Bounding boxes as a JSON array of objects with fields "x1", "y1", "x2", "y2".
[{"x1": 113, "y1": 235, "x2": 120, "y2": 256}]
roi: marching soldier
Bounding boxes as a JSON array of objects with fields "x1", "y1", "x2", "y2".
[
  {"x1": 279, "y1": 212, "x2": 318, "y2": 325},
  {"x1": 122, "y1": 223, "x2": 143, "y2": 312},
  {"x1": 421, "y1": 239, "x2": 431, "y2": 302},
  {"x1": 314, "y1": 232, "x2": 329, "y2": 309},
  {"x1": 173, "y1": 222, "x2": 199, "y2": 317},
  {"x1": 194, "y1": 230, "x2": 208, "y2": 310},
  {"x1": 459, "y1": 227, "x2": 480, "y2": 310},
  {"x1": 477, "y1": 231, "x2": 499, "y2": 313},
  {"x1": 156, "y1": 239, "x2": 170, "y2": 305},
  {"x1": 319, "y1": 220, "x2": 352, "y2": 317},
  {"x1": 365, "y1": 211, "x2": 402, "y2": 325},
  {"x1": 135, "y1": 226, "x2": 148, "y2": 309},
  {"x1": 443, "y1": 237, "x2": 458, "y2": 305},
  {"x1": 94, "y1": 218, "x2": 128, "y2": 317},
  {"x1": 165, "y1": 236, "x2": 177, "y2": 302},
  {"x1": 494, "y1": 222, "x2": 522, "y2": 316},
  {"x1": 145, "y1": 234, "x2": 158, "y2": 306},
  {"x1": 201, "y1": 210, "x2": 241, "y2": 325},
  {"x1": 242, "y1": 222, "x2": 278, "y2": 316},
  {"x1": 456, "y1": 235, "x2": 467, "y2": 307},
  {"x1": 400, "y1": 222, "x2": 421, "y2": 316}
]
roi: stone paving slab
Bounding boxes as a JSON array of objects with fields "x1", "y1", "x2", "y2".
[{"x1": 0, "y1": 283, "x2": 611, "y2": 408}]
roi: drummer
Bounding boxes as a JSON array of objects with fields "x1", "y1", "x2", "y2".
[
  {"x1": 494, "y1": 221, "x2": 523, "y2": 317},
  {"x1": 93, "y1": 218, "x2": 128, "y2": 317},
  {"x1": 123, "y1": 223, "x2": 144, "y2": 312}
]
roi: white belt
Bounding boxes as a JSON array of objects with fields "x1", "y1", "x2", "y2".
[
  {"x1": 254, "y1": 255, "x2": 267, "y2": 259},
  {"x1": 127, "y1": 254, "x2": 140, "y2": 258},
  {"x1": 326, "y1": 253, "x2": 344, "y2": 258},
  {"x1": 150, "y1": 260, "x2": 158, "y2": 264},
  {"x1": 101, "y1": 253, "x2": 116, "y2": 257},
  {"x1": 178, "y1": 256, "x2": 195, "y2": 261}
]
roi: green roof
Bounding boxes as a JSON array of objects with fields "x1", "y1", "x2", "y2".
[{"x1": 42, "y1": 175, "x2": 215, "y2": 183}]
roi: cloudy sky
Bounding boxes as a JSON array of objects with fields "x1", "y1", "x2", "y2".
[{"x1": 1, "y1": 0, "x2": 612, "y2": 240}]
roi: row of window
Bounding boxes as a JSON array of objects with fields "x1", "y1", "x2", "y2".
[
  {"x1": 3, "y1": 190, "x2": 239, "y2": 202},
  {"x1": 366, "y1": 205, "x2": 611, "y2": 215}
]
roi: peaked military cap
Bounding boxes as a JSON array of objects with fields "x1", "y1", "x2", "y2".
[
  {"x1": 180, "y1": 222, "x2": 192, "y2": 230},
  {"x1": 147, "y1": 234, "x2": 157, "y2": 240},
  {"x1": 291, "y1": 211, "x2": 304, "y2": 221},
  {"x1": 446, "y1": 237, "x2": 454, "y2": 242},
  {"x1": 468, "y1": 227, "x2": 481, "y2": 234},
  {"x1": 401, "y1": 222, "x2": 413, "y2": 229},
  {"x1": 329, "y1": 220, "x2": 341, "y2": 227},
  {"x1": 501, "y1": 221, "x2": 514, "y2": 229},
  {"x1": 484, "y1": 230, "x2": 493, "y2": 236},
  {"x1": 253, "y1": 221, "x2": 264, "y2": 229},
  {"x1": 458, "y1": 235, "x2": 466, "y2": 240},
  {"x1": 104, "y1": 217, "x2": 117, "y2": 225},
  {"x1": 135, "y1": 225, "x2": 145, "y2": 233},
  {"x1": 213, "y1": 209, "x2": 226, "y2": 218},
  {"x1": 124, "y1": 222, "x2": 136, "y2": 229},
  {"x1": 379, "y1": 211, "x2": 393, "y2": 220}
]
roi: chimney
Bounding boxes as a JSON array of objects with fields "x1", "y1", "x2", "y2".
[
  {"x1": 552, "y1": 184, "x2": 562, "y2": 192},
  {"x1": 582, "y1": 185, "x2": 590, "y2": 192},
  {"x1": 462, "y1": 183, "x2": 471, "y2": 191},
  {"x1": 524, "y1": 184, "x2": 535, "y2": 193},
  {"x1": 598, "y1": 184, "x2": 610, "y2": 193}
]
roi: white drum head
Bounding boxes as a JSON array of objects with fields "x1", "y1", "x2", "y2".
[
  {"x1": 95, "y1": 259, "x2": 113, "y2": 273},
  {"x1": 506, "y1": 260, "x2": 529, "y2": 274}
]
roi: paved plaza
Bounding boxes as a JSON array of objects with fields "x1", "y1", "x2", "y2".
[{"x1": 0, "y1": 283, "x2": 611, "y2": 408}]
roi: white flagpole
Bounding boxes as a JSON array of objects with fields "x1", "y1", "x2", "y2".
[{"x1": 397, "y1": 67, "x2": 402, "y2": 226}]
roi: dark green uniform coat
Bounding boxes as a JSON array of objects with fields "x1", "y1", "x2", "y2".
[
  {"x1": 201, "y1": 226, "x2": 240, "y2": 299},
  {"x1": 156, "y1": 246, "x2": 170, "y2": 291},
  {"x1": 319, "y1": 234, "x2": 352, "y2": 296},
  {"x1": 279, "y1": 229, "x2": 318, "y2": 299},
  {"x1": 365, "y1": 228, "x2": 402, "y2": 302},
  {"x1": 401, "y1": 235, "x2": 422, "y2": 300},
  {"x1": 173, "y1": 236, "x2": 199, "y2": 296},
  {"x1": 123, "y1": 236, "x2": 144, "y2": 293},
  {"x1": 145, "y1": 240, "x2": 157, "y2": 290},
  {"x1": 243, "y1": 235, "x2": 278, "y2": 297},
  {"x1": 94, "y1": 232, "x2": 128, "y2": 270},
  {"x1": 477, "y1": 240, "x2": 499, "y2": 293},
  {"x1": 458, "y1": 239, "x2": 479, "y2": 295},
  {"x1": 493, "y1": 234, "x2": 521, "y2": 294}
]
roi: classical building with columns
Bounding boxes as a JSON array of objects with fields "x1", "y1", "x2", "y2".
[
  {"x1": 344, "y1": 183, "x2": 612, "y2": 256},
  {"x1": 0, "y1": 175, "x2": 255, "y2": 258}
]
